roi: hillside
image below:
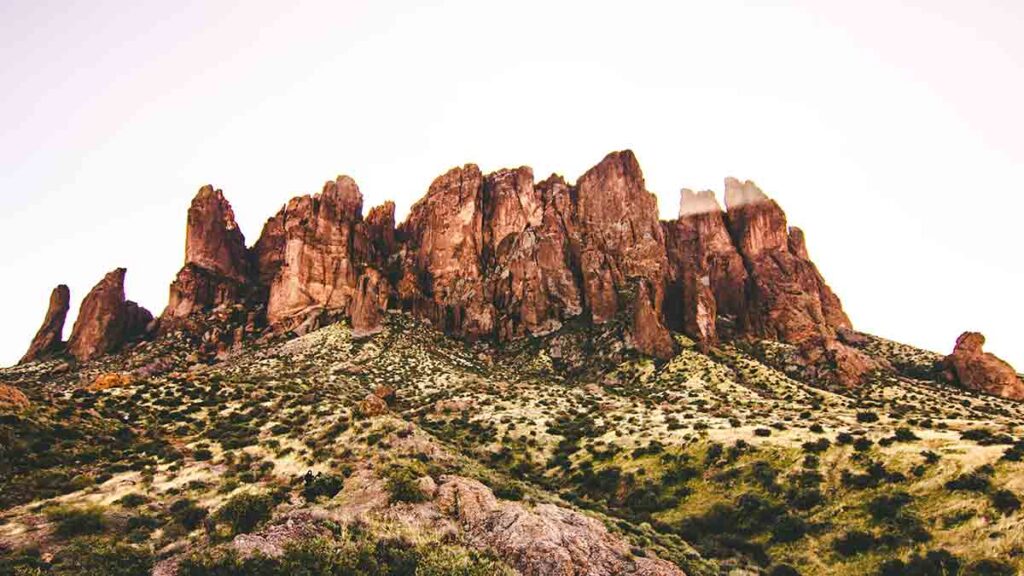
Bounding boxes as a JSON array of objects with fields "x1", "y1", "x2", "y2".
[{"x1": 2, "y1": 150, "x2": 1023, "y2": 575}]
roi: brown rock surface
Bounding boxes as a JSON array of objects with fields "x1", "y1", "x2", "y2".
[
  {"x1": 0, "y1": 383, "x2": 30, "y2": 411},
  {"x1": 266, "y1": 176, "x2": 365, "y2": 326},
  {"x1": 488, "y1": 172, "x2": 582, "y2": 338},
  {"x1": 184, "y1": 185, "x2": 249, "y2": 282},
  {"x1": 943, "y1": 332, "x2": 1023, "y2": 400},
  {"x1": 20, "y1": 284, "x2": 71, "y2": 363},
  {"x1": 436, "y1": 475, "x2": 686, "y2": 576},
  {"x1": 575, "y1": 151, "x2": 674, "y2": 357},
  {"x1": 351, "y1": 268, "x2": 389, "y2": 338},
  {"x1": 163, "y1": 186, "x2": 251, "y2": 325},
  {"x1": 723, "y1": 177, "x2": 868, "y2": 384},
  {"x1": 67, "y1": 269, "x2": 152, "y2": 362},
  {"x1": 398, "y1": 164, "x2": 494, "y2": 337}
]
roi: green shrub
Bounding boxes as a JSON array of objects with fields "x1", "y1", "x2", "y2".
[
  {"x1": 47, "y1": 506, "x2": 105, "y2": 538},
  {"x1": 301, "y1": 473, "x2": 345, "y2": 502},
  {"x1": 990, "y1": 489, "x2": 1020, "y2": 516},
  {"x1": 833, "y1": 530, "x2": 876, "y2": 556},
  {"x1": 50, "y1": 537, "x2": 152, "y2": 576},
  {"x1": 384, "y1": 464, "x2": 427, "y2": 504},
  {"x1": 170, "y1": 498, "x2": 209, "y2": 530},
  {"x1": 215, "y1": 492, "x2": 276, "y2": 535}
]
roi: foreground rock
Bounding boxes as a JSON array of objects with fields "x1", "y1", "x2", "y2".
[
  {"x1": 942, "y1": 332, "x2": 1023, "y2": 400},
  {"x1": 67, "y1": 269, "x2": 152, "y2": 362},
  {"x1": 0, "y1": 383, "x2": 30, "y2": 410},
  {"x1": 20, "y1": 284, "x2": 71, "y2": 364},
  {"x1": 437, "y1": 475, "x2": 686, "y2": 576}
]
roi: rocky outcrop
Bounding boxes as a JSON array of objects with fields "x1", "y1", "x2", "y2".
[
  {"x1": 942, "y1": 332, "x2": 1023, "y2": 400},
  {"x1": 489, "y1": 174, "x2": 583, "y2": 339},
  {"x1": 265, "y1": 176, "x2": 366, "y2": 327},
  {"x1": 163, "y1": 186, "x2": 252, "y2": 325},
  {"x1": 0, "y1": 383, "x2": 30, "y2": 411},
  {"x1": 719, "y1": 178, "x2": 873, "y2": 384},
  {"x1": 67, "y1": 269, "x2": 152, "y2": 362},
  {"x1": 36, "y1": 150, "x2": 872, "y2": 377},
  {"x1": 351, "y1": 268, "x2": 389, "y2": 338},
  {"x1": 575, "y1": 151, "x2": 674, "y2": 358},
  {"x1": 663, "y1": 189, "x2": 748, "y2": 348},
  {"x1": 398, "y1": 164, "x2": 494, "y2": 338},
  {"x1": 20, "y1": 285, "x2": 71, "y2": 363},
  {"x1": 436, "y1": 475, "x2": 686, "y2": 576}
]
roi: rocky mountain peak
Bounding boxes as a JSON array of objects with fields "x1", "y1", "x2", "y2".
[
  {"x1": 20, "y1": 284, "x2": 71, "y2": 364},
  {"x1": 67, "y1": 268, "x2": 152, "y2": 361}
]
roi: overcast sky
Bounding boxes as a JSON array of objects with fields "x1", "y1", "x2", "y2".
[{"x1": 1, "y1": 0, "x2": 1021, "y2": 369}]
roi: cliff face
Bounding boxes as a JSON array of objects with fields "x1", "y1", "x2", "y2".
[
  {"x1": 67, "y1": 268, "x2": 152, "y2": 362},
  {"x1": 20, "y1": 285, "x2": 71, "y2": 364},
  {"x1": 22, "y1": 149, "x2": 924, "y2": 390}
]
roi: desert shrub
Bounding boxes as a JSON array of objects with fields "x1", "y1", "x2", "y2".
[
  {"x1": 945, "y1": 472, "x2": 991, "y2": 493},
  {"x1": 866, "y1": 491, "x2": 913, "y2": 521},
  {"x1": 856, "y1": 411, "x2": 879, "y2": 423},
  {"x1": 892, "y1": 427, "x2": 918, "y2": 442},
  {"x1": 770, "y1": 514, "x2": 807, "y2": 543},
  {"x1": 302, "y1": 473, "x2": 345, "y2": 502},
  {"x1": 47, "y1": 506, "x2": 105, "y2": 538},
  {"x1": 170, "y1": 498, "x2": 209, "y2": 530},
  {"x1": 1001, "y1": 441, "x2": 1024, "y2": 462},
  {"x1": 853, "y1": 437, "x2": 874, "y2": 452},
  {"x1": 769, "y1": 565, "x2": 800, "y2": 576},
  {"x1": 50, "y1": 537, "x2": 152, "y2": 576},
  {"x1": 990, "y1": 489, "x2": 1020, "y2": 516},
  {"x1": 754, "y1": 428, "x2": 771, "y2": 437},
  {"x1": 801, "y1": 438, "x2": 830, "y2": 454},
  {"x1": 963, "y1": 559, "x2": 1016, "y2": 576},
  {"x1": 836, "y1": 432, "x2": 854, "y2": 445},
  {"x1": 833, "y1": 530, "x2": 877, "y2": 557},
  {"x1": 215, "y1": 491, "x2": 276, "y2": 535},
  {"x1": 116, "y1": 493, "x2": 149, "y2": 508},
  {"x1": 384, "y1": 463, "x2": 428, "y2": 504}
]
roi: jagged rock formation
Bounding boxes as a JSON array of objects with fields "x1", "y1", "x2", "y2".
[
  {"x1": 663, "y1": 189, "x2": 747, "y2": 349},
  {"x1": 22, "y1": 149, "x2": 880, "y2": 385},
  {"x1": 163, "y1": 185, "x2": 251, "y2": 325},
  {"x1": 263, "y1": 177, "x2": 366, "y2": 327},
  {"x1": 942, "y1": 332, "x2": 1023, "y2": 400},
  {"x1": 67, "y1": 269, "x2": 152, "y2": 361},
  {"x1": 351, "y1": 268, "x2": 389, "y2": 338},
  {"x1": 20, "y1": 285, "x2": 70, "y2": 363},
  {"x1": 718, "y1": 178, "x2": 876, "y2": 385}
]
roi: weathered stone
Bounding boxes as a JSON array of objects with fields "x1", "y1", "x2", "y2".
[
  {"x1": 20, "y1": 284, "x2": 70, "y2": 363},
  {"x1": 162, "y1": 186, "x2": 252, "y2": 326},
  {"x1": 398, "y1": 164, "x2": 494, "y2": 337},
  {"x1": 0, "y1": 383, "x2": 30, "y2": 411},
  {"x1": 351, "y1": 268, "x2": 389, "y2": 338},
  {"x1": 67, "y1": 269, "x2": 152, "y2": 362},
  {"x1": 266, "y1": 176, "x2": 365, "y2": 326},
  {"x1": 436, "y1": 475, "x2": 685, "y2": 576},
  {"x1": 576, "y1": 151, "x2": 673, "y2": 358},
  {"x1": 943, "y1": 332, "x2": 1023, "y2": 400}
]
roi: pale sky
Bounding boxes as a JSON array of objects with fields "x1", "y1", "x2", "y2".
[{"x1": 1, "y1": 0, "x2": 1021, "y2": 369}]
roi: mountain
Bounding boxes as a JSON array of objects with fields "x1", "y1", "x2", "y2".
[{"x1": 2, "y1": 150, "x2": 1022, "y2": 575}]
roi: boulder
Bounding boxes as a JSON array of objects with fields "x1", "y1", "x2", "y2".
[{"x1": 943, "y1": 332, "x2": 1023, "y2": 400}]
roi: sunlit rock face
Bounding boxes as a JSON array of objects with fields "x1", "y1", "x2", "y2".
[
  {"x1": 32, "y1": 149, "x2": 873, "y2": 383},
  {"x1": 20, "y1": 284, "x2": 71, "y2": 364},
  {"x1": 265, "y1": 176, "x2": 366, "y2": 326},
  {"x1": 163, "y1": 185, "x2": 252, "y2": 326},
  {"x1": 942, "y1": 332, "x2": 1023, "y2": 400},
  {"x1": 68, "y1": 268, "x2": 152, "y2": 361}
]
